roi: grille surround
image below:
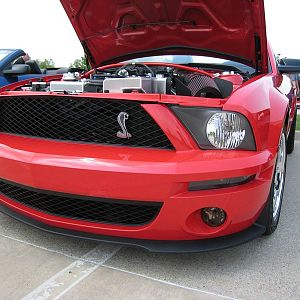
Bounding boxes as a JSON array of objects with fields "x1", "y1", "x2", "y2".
[
  {"x1": 0, "y1": 95, "x2": 173, "y2": 150},
  {"x1": 0, "y1": 179, "x2": 162, "y2": 226}
]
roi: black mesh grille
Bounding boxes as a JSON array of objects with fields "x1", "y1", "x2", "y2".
[
  {"x1": 0, "y1": 96, "x2": 173, "y2": 149},
  {"x1": 0, "y1": 179, "x2": 162, "y2": 226}
]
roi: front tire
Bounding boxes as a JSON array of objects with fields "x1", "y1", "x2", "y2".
[
  {"x1": 286, "y1": 110, "x2": 297, "y2": 154},
  {"x1": 264, "y1": 132, "x2": 287, "y2": 235}
]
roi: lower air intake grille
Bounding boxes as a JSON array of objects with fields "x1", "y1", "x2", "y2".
[
  {"x1": 0, "y1": 96, "x2": 173, "y2": 149},
  {"x1": 0, "y1": 180, "x2": 162, "y2": 226}
]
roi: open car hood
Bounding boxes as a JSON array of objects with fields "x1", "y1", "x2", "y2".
[{"x1": 60, "y1": 0, "x2": 268, "y2": 72}]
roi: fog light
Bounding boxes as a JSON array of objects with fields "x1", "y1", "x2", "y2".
[{"x1": 201, "y1": 207, "x2": 226, "y2": 227}]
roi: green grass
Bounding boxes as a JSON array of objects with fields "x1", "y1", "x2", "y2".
[{"x1": 297, "y1": 115, "x2": 300, "y2": 131}]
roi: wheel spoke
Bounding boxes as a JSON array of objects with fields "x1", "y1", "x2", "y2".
[{"x1": 272, "y1": 133, "x2": 286, "y2": 221}]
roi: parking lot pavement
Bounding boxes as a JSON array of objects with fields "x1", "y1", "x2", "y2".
[{"x1": 0, "y1": 142, "x2": 299, "y2": 300}]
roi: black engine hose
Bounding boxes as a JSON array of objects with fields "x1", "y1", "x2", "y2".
[{"x1": 116, "y1": 62, "x2": 156, "y2": 77}]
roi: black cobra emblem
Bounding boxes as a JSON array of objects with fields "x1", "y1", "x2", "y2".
[{"x1": 116, "y1": 112, "x2": 132, "y2": 139}]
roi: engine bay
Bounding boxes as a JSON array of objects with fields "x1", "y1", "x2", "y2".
[{"x1": 25, "y1": 62, "x2": 245, "y2": 99}]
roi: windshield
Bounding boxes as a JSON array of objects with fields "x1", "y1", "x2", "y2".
[
  {"x1": 0, "y1": 50, "x2": 13, "y2": 62},
  {"x1": 129, "y1": 55, "x2": 255, "y2": 75}
]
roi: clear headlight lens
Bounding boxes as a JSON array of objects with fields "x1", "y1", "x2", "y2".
[
  {"x1": 170, "y1": 106, "x2": 256, "y2": 150},
  {"x1": 206, "y1": 112, "x2": 246, "y2": 149}
]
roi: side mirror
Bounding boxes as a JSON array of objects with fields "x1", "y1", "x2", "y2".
[
  {"x1": 3, "y1": 64, "x2": 31, "y2": 75},
  {"x1": 278, "y1": 65, "x2": 300, "y2": 74}
]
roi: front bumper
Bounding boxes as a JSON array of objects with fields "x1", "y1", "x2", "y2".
[{"x1": 0, "y1": 133, "x2": 276, "y2": 247}]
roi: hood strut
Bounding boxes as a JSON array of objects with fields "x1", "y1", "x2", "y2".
[
  {"x1": 82, "y1": 41, "x2": 95, "y2": 65},
  {"x1": 254, "y1": 34, "x2": 262, "y2": 74}
]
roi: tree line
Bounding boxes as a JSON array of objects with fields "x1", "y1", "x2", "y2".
[{"x1": 36, "y1": 56, "x2": 89, "y2": 70}]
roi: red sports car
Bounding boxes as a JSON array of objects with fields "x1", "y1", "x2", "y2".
[{"x1": 0, "y1": 0, "x2": 298, "y2": 252}]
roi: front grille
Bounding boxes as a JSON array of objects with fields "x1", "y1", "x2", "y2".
[
  {"x1": 0, "y1": 179, "x2": 162, "y2": 226},
  {"x1": 0, "y1": 96, "x2": 173, "y2": 149}
]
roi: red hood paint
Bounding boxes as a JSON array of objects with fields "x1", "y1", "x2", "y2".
[{"x1": 60, "y1": 0, "x2": 268, "y2": 72}]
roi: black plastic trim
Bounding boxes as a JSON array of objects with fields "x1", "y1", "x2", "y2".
[
  {"x1": 0, "y1": 178, "x2": 162, "y2": 226},
  {"x1": 0, "y1": 177, "x2": 162, "y2": 207},
  {"x1": 0, "y1": 202, "x2": 266, "y2": 253},
  {"x1": 189, "y1": 175, "x2": 256, "y2": 191}
]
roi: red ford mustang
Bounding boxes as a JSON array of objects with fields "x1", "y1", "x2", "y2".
[{"x1": 0, "y1": 0, "x2": 298, "y2": 252}]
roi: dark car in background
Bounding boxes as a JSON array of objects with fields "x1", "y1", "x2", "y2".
[{"x1": 280, "y1": 58, "x2": 300, "y2": 108}]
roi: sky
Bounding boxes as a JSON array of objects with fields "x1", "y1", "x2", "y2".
[{"x1": 1, "y1": 0, "x2": 300, "y2": 67}]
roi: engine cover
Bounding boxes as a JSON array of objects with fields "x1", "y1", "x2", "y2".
[{"x1": 103, "y1": 77, "x2": 167, "y2": 94}]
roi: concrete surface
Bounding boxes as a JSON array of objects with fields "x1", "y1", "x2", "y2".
[
  {"x1": 0, "y1": 142, "x2": 299, "y2": 300},
  {"x1": 0, "y1": 237, "x2": 74, "y2": 300},
  {"x1": 62, "y1": 267, "x2": 222, "y2": 300}
]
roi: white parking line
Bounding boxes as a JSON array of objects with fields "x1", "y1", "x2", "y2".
[
  {"x1": 2, "y1": 232, "x2": 238, "y2": 300},
  {"x1": 102, "y1": 264, "x2": 239, "y2": 300},
  {"x1": 0, "y1": 233, "x2": 87, "y2": 262},
  {"x1": 21, "y1": 243, "x2": 122, "y2": 300}
]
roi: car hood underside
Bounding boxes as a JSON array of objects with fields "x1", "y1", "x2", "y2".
[{"x1": 60, "y1": 0, "x2": 268, "y2": 72}]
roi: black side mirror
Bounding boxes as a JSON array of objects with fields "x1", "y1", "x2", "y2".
[
  {"x1": 3, "y1": 64, "x2": 31, "y2": 75},
  {"x1": 278, "y1": 65, "x2": 300, "y2": 74}
]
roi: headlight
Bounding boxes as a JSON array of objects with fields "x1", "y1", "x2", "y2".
[
  {"x1": 170, "y1": 106, "x2": 256, "y2": 150},
  {"x1": 206, "y1": 112, "x2": 245, "y2": 149}
]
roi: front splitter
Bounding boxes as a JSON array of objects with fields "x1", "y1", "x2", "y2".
[{"x1": 0, "y1": 203, "x2": 266, "y2": 253}]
